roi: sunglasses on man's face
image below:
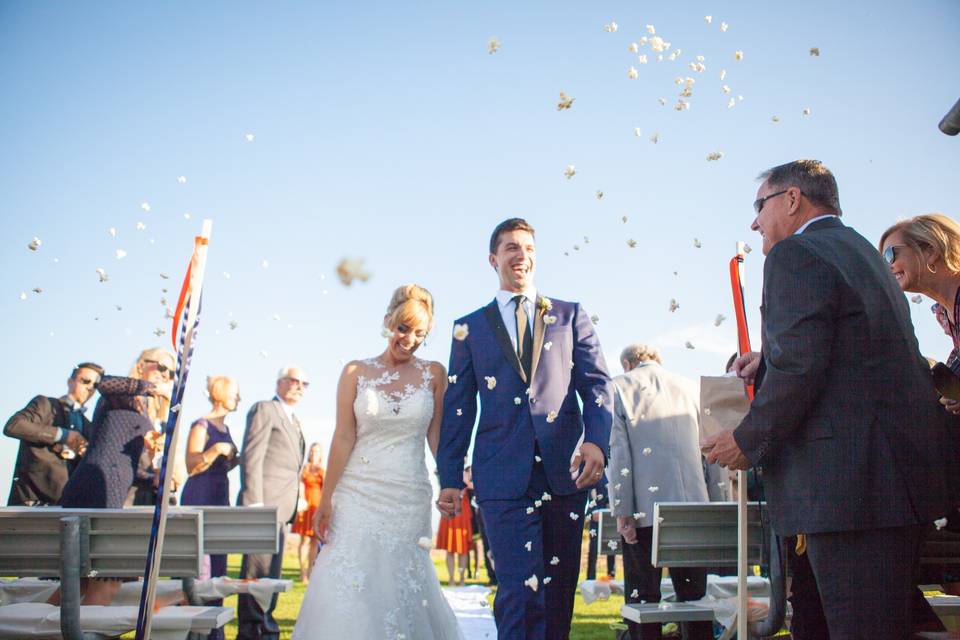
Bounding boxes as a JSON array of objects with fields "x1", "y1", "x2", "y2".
[
  {"x1": 143, "y1": 359, "x2": 174, "y2": 379},
  {"x1": 76, "y1": 377, "x2": 99, "y2": 387},
  {"x1": 882, "y1": 245, "x2": 906, "y2": 265},
  {"x1": 284, "y1": 377, "x2": 310, "y2": 389}
]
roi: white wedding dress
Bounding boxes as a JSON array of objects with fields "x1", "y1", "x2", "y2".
[{"x1": 291, "y1": 357, "x2": 464, "y2": 640}]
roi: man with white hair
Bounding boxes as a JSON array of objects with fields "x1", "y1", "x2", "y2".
[
  {"x1": 608, "y1": 345, "x2": 711, "y2": 640},
  {"x1": 237, "y1": 366, "x2": 308, "y2": 640}
]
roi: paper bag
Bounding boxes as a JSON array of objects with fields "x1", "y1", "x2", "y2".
[{"x1": 699, "y1": 375, "x2": 750, "y2": 440}]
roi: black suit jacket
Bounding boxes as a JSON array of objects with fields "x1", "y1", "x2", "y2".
[
  {"x1": 4, "y1": 395, "x2": 90, "y2": 505},
  {"x1": 733, "y1": 217, "x2": 954, "y2": 535}
]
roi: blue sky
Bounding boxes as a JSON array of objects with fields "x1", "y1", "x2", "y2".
[{"x1": 2, "y1": 1, "x2": 959, "y2": 504}]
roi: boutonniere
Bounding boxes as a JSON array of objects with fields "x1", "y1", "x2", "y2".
[{"x1": 537, "y1": 297, "x2": 553, "y2": 313}]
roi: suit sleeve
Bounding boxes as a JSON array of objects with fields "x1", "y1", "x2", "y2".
[
  {"x1": 437, "y1": 322, "x2": 479, "y2": 490},
  {"x1": 608, "y1": 383, "x2": 635, "y2": 517},
  {"x1": 571, "y1": 303, "x2": 614, "y2": 458},
  {"x1": 3, "y1": 396, "x2": 61, "y2": 446},
  {"x1": 240, "y1": 402, "x2": 271, "y2": 506},
  {"x1": 734, "y1": 240, "x2": 837, "y2": 465}
]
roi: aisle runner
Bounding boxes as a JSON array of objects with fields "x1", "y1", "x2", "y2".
[{"x1": 442, "y1": 586, "x2": 497, "y2": 639}]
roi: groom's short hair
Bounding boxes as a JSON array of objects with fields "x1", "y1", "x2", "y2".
[{"x1": 489, "y1": 218, "x2": 535, "y2": 254}]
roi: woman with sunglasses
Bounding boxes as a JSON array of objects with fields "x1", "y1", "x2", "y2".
[
  {"x1": 60, "y1": 348, "x2": 176, "y2": 509},
  {"x1": 880, "y1": 214, "x2": 960, "y2": 415}
]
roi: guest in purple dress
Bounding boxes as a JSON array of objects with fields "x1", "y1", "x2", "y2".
[{"x1": 181, "y1": 375, "x2": 240, "y2": 640}]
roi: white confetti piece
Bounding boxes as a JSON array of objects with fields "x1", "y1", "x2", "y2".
[
  {"x1": 631, "y1": 589, "x2": 640, "y2": 598},
  {"x1": 715, "y1": 314, "x2": 727, "y2": 326},
  {"x1": 650, "y1": 132, "x2": 660, "y2": 144},
  {"x1": 810, "y1": 47, "x2": 820, "y2": 57},
  {"x1": 18, "y1": 292, "x2": 27, "y2": 301},
  {"x1": 642, "y1": 447, "x2": 653, "y2": 456},
  {"x1": 113, "y1": 249, "x2": 126, "y2": 260},
  {"x1": 453, "y1": 323, "x2": 469, "y2": 340},
  {"x1": 720, "y1": 22, "x2": 729, "y2": 32},
  {"x1": 541, "y1": 492, "x2": 552, "y2": 501},
  {"x1": 487, "y1": 36, "x2": 500, "y2": 54},
  {"x1": 648, "y1": 486, "x2": 659, "y2": 493},
  {"x1": 485, "y1": 376, "x2": 497, "y2": 390},
  {"x1": 935, "y1": 517, "x2": 948, "y2": 530},
  {"x1": 620, "y1": 468, "x2": 631, "y2": 477},
  {"x1": 360, "y1": 456, "x2": 370, "y2": 464},
  {"x1": 546, "y1": 411, "x2": 558, "y2": 423},
  {"x1": 544, "y1": 314, "x2": 557, "y2": 325},
  {"x1": 557, "y1": 91, "x2": 575, "y2": 111},
  {"x1": 734, "y1": 50, "x2": 743, "y2": 61},
  {"x1": 524, "y1": 575, "x2": 539, "y2": 591},
  {"x1": 550, "y1": 556, "x2": 560, "y2": 565},
  {"x1": 140, "y1": 202, "x2": 151, "y2": 212},
  {"x1": 607, "y1": 539, "x2": 618, "y2": 551},
  {"x1": 514, "y1": 397, "x2": 522, "y2": 405},
  {"x1": 244, "y1": 133, "x2": 255, "y2": 142},
  {"x1": 627, "y1": 239, "x2": 637, "y2": 248},
  {"x1": 543, "y1": 577, "x2": 552, "y2": 585},
  {"x1": 336, "y1": 257, "x2": 372, "y2": 285},
  {"x1": 589, "y1": 529, "x2": 597, "y2": 538},
  {"x1": 633, "y1": 128, "x2": 642, "y2": 137},
  {"x1": 637, "y1": 54, "x2": 648, "y2": 65},
  {"x1": 632, "y1": 512, "x2": 642, "y2": 520},
  {"x1": 564, "y1": 165, "x2": 576, "y2": 179},
  {"x1": 628, "y1": 43, "x2": 639, "y2": 53},
  {"x1": 28, "y1": 237, "x2": 42, "y2": 251},
  {"x1": 646, "y1": 24, "x2": 656, "y2": 35},
  {"x1": 534, "y1": 455, "x2": 542, "y2": 462},
  {"x1": 802, "y1": 107, "x2": 812, "y2": 117},
  {"x1": 229, "y1": 320, "x2": 238, "y2": 330},
  {"x1": 177, "y1": 175, "x2": 187, "y2": 184},
  {"x1": 96, "y1": 268, "x2": 108, "y2": 282},
  {"x1": 669, "y1": 298, "x2": 680, "y2": 313},
  {"x1": 772, "y1": 115, "x2": 781, "y2": 123},
  {"x1": 595, "y1": 396, "x2": 603, "y2": 407},
  {"x1": 259, "y1": 350, "x2": 268, "y2": 358},
  {"x1": 603, "y1": 21, "x2": 618, "y2": 33},
  {"x1": 569, "y1": 512, "x2": 579, "y2": 521},
  {"x1": 685, "y1": 341, "x2": 695, "y2": 350},
  {"x1": 524, "y1": 540, "x2": 532, "y2": 551},
  {"x1": 590, "y1": 314, "x2": 599, "y2": 325},
  {"x1": 704, "y1": 16, "x2": 712, "y2": 24},
  {"x1": 526, "y1": 506, "x2": 535, "y2": 514},
  {"x1": 543, "y1": 341, "x2": 553, "y2": 351},
  {"x1": 448, "y1": 375, "x2": 458, "y2": 384},
  {"x1": 534, "y1": 500, "x2": 542, "y2": 508},
  {"x1": 627, "y1": 67, "x2": 639, "y2": 80},
  {"x1": 744, "y1": 243, "x2": 753, "y2": 254},
  {"x1": 706, "y1": 152, "x2": 723, "y2": 162},
  {"x1": 31, "y1": 287, "x2": 41, "y2": 295},
  {"x1": 596, "y1": 190, "x2": 604, "y2": 200},
  {"x1": 911, "y1": 295, "x2": 923, "y2": 304},
  {"x1": 693, "y1": 238, "x2": 703, "y2": 248},
  {"x1": 136, "y1": 221, "x2": 146, "y2": 231},
  {"x1": 417, "y1": 537, "x2": 432, "y2": 550},
  {"x1": 456, "y1": 409, "x2": 463, "y2": 416}
]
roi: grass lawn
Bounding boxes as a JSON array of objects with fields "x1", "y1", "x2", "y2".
[{"x1": 196, "y1": 533, "x2": 628, "y2": 639}]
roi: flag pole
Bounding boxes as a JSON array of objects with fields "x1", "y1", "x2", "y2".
[
  {"x1": 728, "y1": 241, "x2": 753, "y2": 639},
  {"x1": 136, "y1": 219, "x2": 213, "y2": 639}
]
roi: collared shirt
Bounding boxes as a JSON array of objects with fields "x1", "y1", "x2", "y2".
[
  {"x1": 273, "y1": 395, "x2": 297, "y2": 424},
  {"x1": 496, "y1": 288, "x2": 537, "y2": 351},
  {"x1": 795, "y1": 214, "x2": 837, "y2": 235}
]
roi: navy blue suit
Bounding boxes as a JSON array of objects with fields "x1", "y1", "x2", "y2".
[{"x1": 438, "y1": 296, "x2": 613, "y2": 639}]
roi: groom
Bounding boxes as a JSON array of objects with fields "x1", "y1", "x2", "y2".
[{"x1": 437, "y1": 218, "x2": 613, "y2": 639}]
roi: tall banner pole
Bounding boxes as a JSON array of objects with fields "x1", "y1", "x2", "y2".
[
  {"x1": 728, "y1": 241, "x2": 753, "y2": 639},
  {"x1": 135, "y1": 219, "x2": 213, "y2": 640}
]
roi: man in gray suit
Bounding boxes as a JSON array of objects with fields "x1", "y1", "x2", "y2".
[
  {"x1": 608, "y1": 345, "x2": 711, "y2": 640},
  {"x1": 237, "y1": 366, "x2": 308, "y2": 640},
  {"x1": 703, "y1": 160, "x2": 954, "y2": 639}
]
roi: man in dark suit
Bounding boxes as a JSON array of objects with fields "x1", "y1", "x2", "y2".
[
  {"x1": 237, "y1": 366, "x2": 308, "y2": 640},
  {"x1": 4, "y1": 362, "x2": 103, "y2": 505},
  {"x1": 702, "y1": 160, "x2": 953, "y2": 639},
  {"x1": 437, "y1": 218, "x2": 613, "y2": 639}
]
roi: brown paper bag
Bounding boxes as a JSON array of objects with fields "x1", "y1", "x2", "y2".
[{"x1": 699, "y1": 375, "x2": 750, "y2": 440}]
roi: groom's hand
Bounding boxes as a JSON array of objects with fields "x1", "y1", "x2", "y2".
[
  {"x1": 437, "y1": 488, "x2": 461, "y2": 517},
  {"x1": 571, "y1": 442, "x2": 605, "y2": 489}
]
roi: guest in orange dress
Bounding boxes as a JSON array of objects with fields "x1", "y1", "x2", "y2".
[
  {"x1": 436, "y1": 466, "x2": 474, "y2": 586},
  {"x1": 293, "y1": 442, "x2": 325, "y2": 583}
]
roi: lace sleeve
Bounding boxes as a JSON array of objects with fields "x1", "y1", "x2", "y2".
[{"x1": 97, "y1": 375, "x2": 155, "y2": 413}]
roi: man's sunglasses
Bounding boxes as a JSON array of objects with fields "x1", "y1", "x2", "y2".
[
  {"x1": 753, "y1": 190, "x2": 789, "y2": 214},
  {"x1": 882, "y1": 245, "x2": 906, "y2": 265},
  {"x1": 284, "y1": 377, "x2": 310, "y2": 388},
  {"x1": 144, "y1": 359, "x2": 175, "y2": 379},
  {"x1": 75, "y1": 376, "x2": 99, "y2": 387}
]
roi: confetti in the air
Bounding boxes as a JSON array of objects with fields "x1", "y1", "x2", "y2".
[
  {"x1": 244, "y1": 133, "x2": 255, "y2": 142},
  {"x1": 704, "y1": 15, "x2": 713, "y2": 24},
  {"x1": 453, "y1": 323, "x2": 469, "y2": 340},
  {"x1": 620, "y1": 468, "x2": 630, "y2": 477},
  {"x1": 31, "y1": 287, "x2": 41, "y2": 295},
  {"x1": 543, "y1": 314, "x2": 557, "y2": 325},
  {"x1": 706, "y1": 152, "x2": 723, "y2": 162},
  {"x1": 417, "y1": 537, "x2": 432, "y2": 550},
  {"x1": 715, "y1": 314, "x2": 727, "y2": 327},
  {"x1": 693, "y1": 238, "x2": 702, "y2": 248},
  {"x1": 772, "y1": 115, "x2": 781, "y2": 123},
  {"x1": 627, "y1": 239, "x2": 637, "y2": 248},
  {"x1": 628, "y1": 42, "x2": 639, "y2": 54},
  {"x1": 570, "y1": 512, "x2": 579, "y2": 521},
  {"x1": 720, "y1": 22, "x2": 729, "y2": 32},
  {"x1": 526, "y1": 506, "x2": 535, "y2": 514},
  {"x1": 642, "y1": 447, "x2": 653, "y2": 456},
  {"x1": 685, "y1": 341, "x2": 695, "y2": 350},
  {"x1": 627, "y1": 67, "x2": 639, "y2": 80},
  {"x1": 669, "y1": 299, "x2": 679, "y2": 313},
  {"x1": 514, "y1": 397, "x2": 521, "y2": 405},
  {"x1": 336, "y1": 257, "x2": 372, "y2": 285},
  {"x1": 546, "y1": 411, "x2": 558, "y2": 423},
  {"x1": 115, "y1": 249, "x2": 127, "y2": 260},
  {"x1": 18, "y1": 292, "x2": 27, "y2": 301},
  {"x1": 802, "y1": 107, "x2": 812, "y2": 117},
  {"x1": 637, "y1": 54, "x2": 648, "y2": 65},
  {"x1": 590, "y1": 314, "x2": 599, "y2": 325},
  {"x1": 456, "y1": 409, "x2": 463, "y2": 416},
  {"x1": 911, "y1": 295, "x2": 923, "y2": 304},
  {"x1": 648, "y1": 486, "x2": 660, "y2": 493},
  {"x1": 448, "y1": 375, "x2": 457, "y2": 384},
  {"x1": 485, "y1": 376, "x2": 497, "y2": 390},
  {"x1": 935, "y1": 517, "x2": 948, "y2": 530},
  {"x1": 28, "y1": 237, "x2": 41, "y2": 251},
  {"x1": 136, "y1": 222, "x2": 146, "y2": 231},
  {"x1": 550, "y1": 556, "x2": 560, "y2": 565},
  {"x1": 229, "y1": 320, "x2": 238, "y2": 330},
  {"x1": 542, "y1": 492, "x2": 551, "y2": 502},
  {"x1": 734, "y1": 50, "x2": 744, "y2": 61},
  {"x1": 488, "y1": 36, "x2": 500, "y2": 54},
  {"x1": 153, "y1": 328, "x2": 165, "y2": 337},
  {"x1": 810, "y1": 47, "x2": 820, "y2": 57},
  {"x1": 564, "y1": 165, "x2": 577, "y2": 180},
  {"x1": 606, "y1": 539, "x2": 618, "y2": 551},
  {"x1": 96, "y1": 268, "x2": 108, "y2": 282},
  {"x1": 107, "y1": 227, "x2": 117, "y2": 237},
  {"x1": 524, "y1": 541, "x2": 532, "y2": 551},
  {"x1": 524, "y1": 575, "x2": 539, "y2": 592},
  {"x1": 743, "y1": 243, "x2": 753, "y2": 253},
  {"x1": 596, "y1": 190, "x2": 604, "y2": 200},
  {"x1": 603, "y1": 21, "x2": 618, "y2": 33},
  {"x1": 650, "y1": 132, "x2": 660, "y2": 144},
  {"x1": 177, "y1": 176, "x2": 187, "y2": 184},
  {"x1": 557, "y1": 91, "x2": 575, "y2": 111}
]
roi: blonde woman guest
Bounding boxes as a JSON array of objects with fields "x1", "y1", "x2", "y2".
[
  {"x1": 880, "y1": 214, "x2": 960, "y2": 414},
  {"x1": 291, "y1": 284, "x2": 463, "y2": 639},
  {"x1": 292, "y1": 443, "x2": 325, "y2": 583},
  {"x1": 181, "y1": 375, "x2": 240, "y2": 640}
]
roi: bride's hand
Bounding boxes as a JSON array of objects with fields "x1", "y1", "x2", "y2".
[{"x1": 314, "y1": 499, "x2": 333, "y2": 544}]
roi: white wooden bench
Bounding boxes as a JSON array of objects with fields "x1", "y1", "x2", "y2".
[{"x1": 0, "y1": 508, "x2": 231, "y2": 640}]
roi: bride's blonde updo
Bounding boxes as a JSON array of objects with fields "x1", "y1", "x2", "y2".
[{"x1": 385, "y1": 284, "x2": 434, "y2": 333}]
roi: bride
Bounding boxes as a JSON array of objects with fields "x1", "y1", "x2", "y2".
[{"x1": 292, "y1": 284, "x2": 463, "y2": 640}]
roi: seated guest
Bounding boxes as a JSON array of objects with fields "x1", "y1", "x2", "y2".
[
  {"x1": 181, "y1": 375, "x2": 240, "y2": 640},
  {"x1": 608, "y1": 344, "x2": 711, "y2": 640},
  {"x1": 60, "y1": 348, "x2": 173, "y2": 509},
  {"x1": 4, "y1": 362, "x2": 102, "y2": 505}
]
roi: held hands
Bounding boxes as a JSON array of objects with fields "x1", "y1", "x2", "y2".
[
  {"x1": 701, "y1": 431, "x2": 750, "y2": 470},
  {"x1": 313, "y1": 499, "x2": 333, "y2": 544},
  {"x1": 62, "y1": 430, "x2": 87, "y2": 454},
  {"x1": 731, "y1": 351, "x2": 761, "y2": 385},
  {"x1": 436, "y1": 488, "x2": 461, "y2": 518},
  {"x1": 617, "y1": 516, "x2": 638, "y2": 545},
  {"x1": 571, "y1": 442, "x2": 605, "y2": 489}
]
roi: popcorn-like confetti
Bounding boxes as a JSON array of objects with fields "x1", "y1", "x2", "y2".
[
  {"x1": 260, "y1": 259, "x2": 270, "y2": 268},
  {"x1": 590, "y1": 314, "x2": 599, "y2": 324},
  {"x1": 674, "y1": 99, "x2": 690, "y2": 111},
  {"x1": 648, "y1": 486, "x2": 659, "y2": 493},
  {"x1": 715, "y1": 314, "x2": 727, "y2": 327},
  {"x1": 564, "y1": 164, "x2": 577, "y2": 179},
  {"x1": 627, "y1": 67, "x2": 639, "y2": 80},
  {"x1": 336, "y1": 257, "x2": 372, "y2": 285},
  {"x1": 27, "y1": 237, "x2": 41, "y2": 251},
  {"x1": 153, "y1": 328, "x2": 165, "y2": 337},
  {"x1": 637, "y1": 55, "x2": 648, "y2": 65},
  {"x1": 744, "y1": 243, "x2": 753, "y2": 253},
  {"x1": 720, "y1": 69, "x2": 727, "y2": 81},
  {"x1": 685, "y1": 341, "x2": 695, "y2": 350},
  {"x1": 589, "y1": 529, "x2": 597, "y2": 538},
  {"x1": 524, "y1": 541, "x2": 532, "y2": 551},
  {"x1": 911, "y1": 295, "x2": 923, "y2": 304},
  {"x1": 771, "y1": 115, "x2": 781, "y2": 123},
  {"x1": 557, "y1": 91, "x2": 575, "y2": 111},
  {"x1": 569, "y1": 512, "x2": 579, "y2": 521},
  {"x1": 706, "y1": 152, "x2": 723, "y2": 162},
  {"x1": 534, "y1": 454, "x2": 542, "y2": 462},
  {"x1": 657, "y1": 97, "x2": 666, "y2": 106},
  {"x1": 728, "y1": 97, "x2": 737, "y2": 109},
  {"x1": 31, "y1": 287, "x2": 41, "y2": 295},
  {"x1": 620, "y1": 468, "x2": 631, "y2": 477},
  {"x1": 607, "y1": 539, "x2": 618, "y2": 551},
  {"x1": 361, "y1": 456, "x2": 370, "y2": 464},
  {"x1": 177, "y1": 175, "x2": 187, "y2": 184},
  {"x1": 646, "y1": 24, "x2": 656, "y2": 35},
  {"x1": 140, "y1": 202, "x2": 151, "y2": 212},
  {"x1": 595, "y1": 396, "x2": 603, "y2": 407},
  {"x1": 229, "y1": 320, "x2": 238, "y2": 330},
  {"x1": 810, "y1": 47, "x2": 820, "y2": 56},
  {"x1": 526, "y1": 506, "x2": 535, "y2": 514},
  {"x1": 543, "y1": 314, "x2": 557, "y2": 325},
  {"x1": 115, "y1": 249, "x2": 127, "y2": 260},
  {"x1": 628, "y1": 43, "x2": 639, "y2": 53},
  {"x1": 96, "y1": 268, "x2": 108, "y2": 283},
  {"x1": 802, "y1": 107, "x2": 812, "y2": 117},
  {"x1": 448, "y1": 375, "x2": 457, "y2": 384},
  {"x1": 550, "y1": 556, "x2": 560, "y2": 565},
  {"x1": 543, "y1": 341, "x2": 553, "y2": 351},
  {"x1": 642, "y1": 447, "x2": 653, "y2": 456},
  {"x1": 18, "y1": 292, "x2": 26, "y2": 301},
  {"x1": 541, "y1": 492, "x2": 552, "y2": 501},
  {"x1": 136, "y1": 221, "x2": 146, "y2": 231},
  {"x1": 734, "y1": 50, "x2": 744, "y2": 61},
  {"x1": 543, "y1": 577, "x2": 552, "y2": 585},
  {"x1": 720, "y1": 22, "x2": 729, "y2": 32},
  {"x1": 935, "y1": 517, "x2": 948, "y2": 530},
  {"x1": 514, "y1": 397, "x2": 522, "y2": 405},
  {"x1": 456, "y1": 409, "x2": 463, "y2": 416},
  {"x1": 488, "y1": 37, "x2": 500, "y2": 54},
  {"x1": 669, "y1": 298, "x2": 680, "y2": 313},
  {"x1": 650, "y1": 132, "x2": 660, "y2": 144},
  {"x1": 244, "y1": 133, "x2": 255, "y2": 142},
  {"x1": 546, "y1": 411, "x2": 558, "y2": 423},
  {"x1": 603, "y1": 21, "x2": 618, "y2": 33},
  {"x1": 524, "y1": 574, "x2": 539, "y2": 591},
  {"x1": 453, "y1": 323, "x2": 469, "y2": 340},
  {"x1": 631, "y1": 589, "x2": 640, "y2": 598},
  {"x1": 627, "y1": 239, "x2": 637, "y2": 248},
  {"x1": 633, "y1": 127, "x2": 642, "y2": 138},
  {"x1": 535, "y1": 499, "x2": 542, "y2": 507},
  {"x1": 694, "y1": 239, "x2": 703, "y2": 249},
  {"x1": 704, "y1": 16, "x2": 712, "y2": 24},
  {"x1": 485, "y1": 376, "x2": 497, "y2": 390},
  {"x1": 417, "y1": 537, "x2": 432, "y2": 550}
]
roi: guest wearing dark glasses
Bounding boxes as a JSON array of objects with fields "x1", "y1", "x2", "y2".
[
  {"x1": 880, "y1": 214, "x2": 960, "y2": 414},
  {"x1": 61, "y1": 348, "x2": 175, "y2": 510},
  {"x1": 4, "y1": 361, "x2": 103, "y2": 506}
]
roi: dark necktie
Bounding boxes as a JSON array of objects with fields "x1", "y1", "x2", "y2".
[
  {"x1": 68, "y1": 407, "x2": 85, "y2": 437},
  {"x1": 513, "y1": 295, "x2": 534, "y2": 379}
]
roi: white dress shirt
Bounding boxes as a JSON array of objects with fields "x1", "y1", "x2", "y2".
[
  {"x1": 495, "y1": 288, "x2": 537, "y2": 351},
  {"x1": 274, "y1": 395, "x2": 297, "y2": 424},
  {"x1": 795, "y1": 214, "x2": 837, "y2": 235}
]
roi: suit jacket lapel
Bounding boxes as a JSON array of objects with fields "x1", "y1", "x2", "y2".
[
  {"x1": 273, "y1": 400, "x2": 301, "y2": 460},
  {"x1": 529, "y1": 297, "x2": 546, "y2": 383},
  {"x1": 483, "y1": 300, "x2": 527, "y2": 384}
]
